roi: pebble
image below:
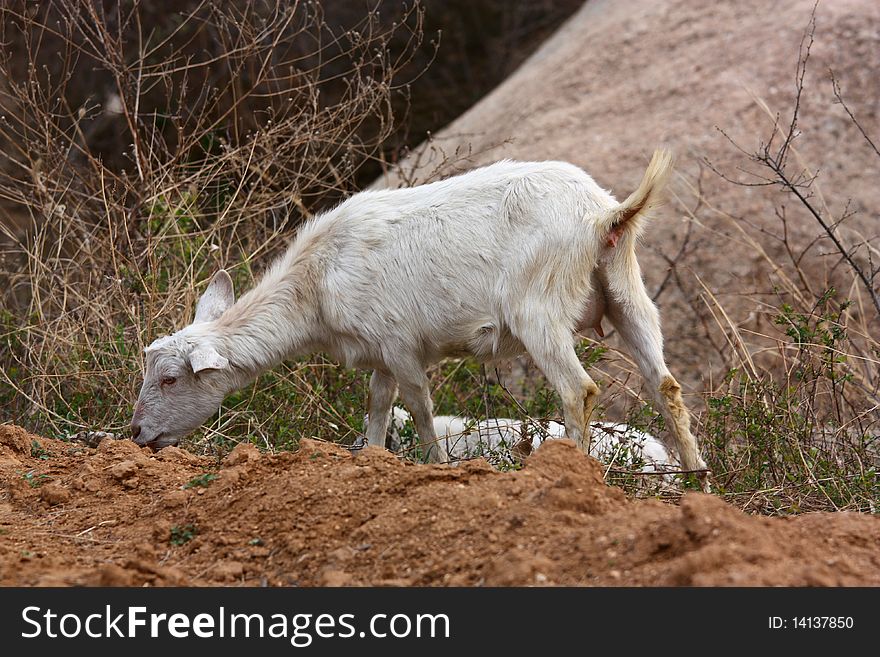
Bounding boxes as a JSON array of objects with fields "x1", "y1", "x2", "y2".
[
  {"x1": 40, "y1": 483, "x2": 70, "y2": 506},
  {"x1": 110, "y1": 460, "x2": 139, "y2": 481}
]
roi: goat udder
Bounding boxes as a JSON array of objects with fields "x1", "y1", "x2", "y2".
[{"x1": 576, "y1": 291, "x2": 606, "y2": 339}]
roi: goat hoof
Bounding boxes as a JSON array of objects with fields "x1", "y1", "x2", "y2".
[{"x1": 698, "y1": 472, "x2": 712, "y2": 493}]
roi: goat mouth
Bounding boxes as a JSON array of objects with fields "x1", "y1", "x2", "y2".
[
  {"x1": 147, "y1": 433, "x2": 184, "y2": 450},
  {"x1": 140, "y1": 432, "x2": 167, "y2": 450}
]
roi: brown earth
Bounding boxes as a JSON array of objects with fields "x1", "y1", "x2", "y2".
[{"x1": 2, "y1": 424, "x2": 878, "y2": 587}]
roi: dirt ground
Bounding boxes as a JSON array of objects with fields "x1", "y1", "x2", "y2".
[{"x1": 2, "y1": 424, "x2": 878, "y2": 586}]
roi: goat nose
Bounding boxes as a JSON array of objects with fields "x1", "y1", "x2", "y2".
[{"x1": 131, "y1": 424, "x2": 141, "y2": 440}]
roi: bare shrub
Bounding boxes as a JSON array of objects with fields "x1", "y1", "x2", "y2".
[
  {"x1": 0, "y1": 0, "x2": 426, "y2": 441},
  {"x1": 688, "y1": 9, "x2": 879, "y2": 512}
]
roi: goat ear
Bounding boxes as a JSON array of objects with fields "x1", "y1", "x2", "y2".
[
  {"x1": 194, "y1": 270, "x2": 234, "y2": 323},
  {"x1": 189, "y1": 345, "x2": 229, "y2": 373}
]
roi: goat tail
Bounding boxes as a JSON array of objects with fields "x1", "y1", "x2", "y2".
[{"x1": 599, "y1": 149, "x2": 674, "y2": 247}]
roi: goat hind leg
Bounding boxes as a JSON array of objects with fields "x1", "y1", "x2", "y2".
[
  {"x1": 604, "y1": 273, "x2": 709, "y2": 488},
  {"x1": 656, "y1": 374, "x2": 707, "y2": 479}
]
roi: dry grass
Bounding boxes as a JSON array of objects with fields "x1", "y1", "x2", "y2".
[{"x1": 0, "y1": 0, "x2": 428, "y2": 436}]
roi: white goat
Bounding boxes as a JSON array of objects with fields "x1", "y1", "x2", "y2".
[
  {"x1": 381, "y1": 407, "x2": 677, "y2": 478},
  {"x1": 130, "y1": 150, "x2": 707, "y2": 486}
]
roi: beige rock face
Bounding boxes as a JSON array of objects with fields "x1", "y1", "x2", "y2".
[{"x1": 376, "y1": 0, "x2": 880, "y2": 393}]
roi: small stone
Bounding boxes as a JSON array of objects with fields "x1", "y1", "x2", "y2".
[
  {"x1": 161, "y1": 490, "x2": 187, "y2": 508},
  {"x1": 40, "y1": 483, "x2": 70, "y2": 506},
  {"x1": 110, "y1": 460, "x2": 139, "y2": 480},
  {"x1": 223, "y1": 442, "x2": 261, "y2": 466},
  {"x1": 321, "y1": 569, "x2": 352, "y2": 587}
]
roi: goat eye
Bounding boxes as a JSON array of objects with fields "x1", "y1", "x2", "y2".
[{"x1": 161, "y1": 376, "x2": 177, "y2": 386}]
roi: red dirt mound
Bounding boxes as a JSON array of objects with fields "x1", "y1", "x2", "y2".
[{"x1": 1, "y1": 423, "x2": 878, "y2": 586}]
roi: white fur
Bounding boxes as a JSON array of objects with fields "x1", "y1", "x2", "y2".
[
  {"x1": 382, "y1": 407, "x2": 677, "y2": 479},
  {"x1": 133, "y1": 152, "x2": 707, "y2": 486}
]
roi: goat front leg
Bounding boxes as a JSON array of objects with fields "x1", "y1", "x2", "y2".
[
  {"x1": 363, "y1": 369, "x2": 398, "y2": 450},
  {"x1": 394, "y1": 370, "x2": 441, "y2": 463},
  {"x1": 603, "y1": 268, "x2": 709, "y2": 489}
]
